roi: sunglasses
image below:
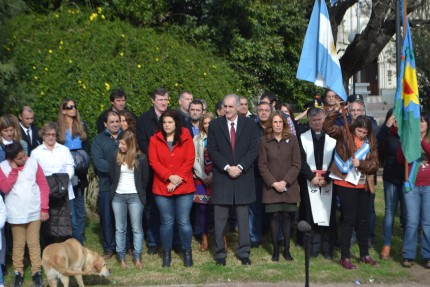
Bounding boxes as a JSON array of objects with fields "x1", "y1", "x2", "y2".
[{"x1": 64, "y1": 105, "x2": 77, "y2": 110}]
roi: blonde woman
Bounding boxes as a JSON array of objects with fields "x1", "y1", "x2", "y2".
[{"x1": 110, "y1": 130, "x2": 149, "y2": 269}]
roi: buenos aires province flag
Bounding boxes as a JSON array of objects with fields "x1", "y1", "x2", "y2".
[
  {"x1": 296, "y1": 0, "x2": 347, "y2": 101},
  {"x1": 393, "y1": 19, "x2": 421, "y2": 164}
]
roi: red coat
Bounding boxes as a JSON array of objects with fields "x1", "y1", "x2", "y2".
[{"x1": 148, "y1": 128, "x2": 196, "y2": 196}]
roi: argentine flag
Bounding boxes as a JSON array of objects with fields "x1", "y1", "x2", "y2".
[{"x1": 296, "y1": 0, "x2": 347, "y2": 101}]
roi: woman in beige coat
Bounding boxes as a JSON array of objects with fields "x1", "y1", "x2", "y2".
[{"x1": 258, "y1": 111, "x2": 301, "y2": 262}]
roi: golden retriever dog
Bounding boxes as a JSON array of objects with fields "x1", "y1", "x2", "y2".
[{"x1": 42, "y1": 238, "x2": 111, "y2": 287}]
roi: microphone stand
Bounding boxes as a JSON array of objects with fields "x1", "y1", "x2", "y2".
[{"x1": 304, "y1": 230, "x2": 311, "y2": 287}]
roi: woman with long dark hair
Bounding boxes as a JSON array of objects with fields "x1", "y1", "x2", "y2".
[
  {"x1": 148, "y1": 110, "x2": 195, "y2": 268},
  {"x1": 323, "y1": 101, "x2": 379, "y2": 270}
]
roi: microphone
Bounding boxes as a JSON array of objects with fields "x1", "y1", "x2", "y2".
[{"x1": 298, "y1": 220, "x2": 312, "y2": 233}]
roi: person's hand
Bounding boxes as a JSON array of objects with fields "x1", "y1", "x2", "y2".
[
  {"x1": 319, "y1": 178, "x2": 328, "y2": 186},
  {"x1": 352, "y1": 158, "x2": 360, "y2": 168},
  {"x1": 9, "y1": 161, "x2": 18, "y2": 169},
  {"x1": 202, "y1": 174, "x2": 212, "y2": 185},
  {"x1": 169, "y1": 175, "x2": 183, "y2": 186},
  {"x1": 272, "y1": 181, "x2": 287, "y2": 193},
  {"x1": 40, "y1": 212, "x2": 49, "y2": 222},
  {"x1": 310, "y1": 176, "x2": 321, "y2": 186},
  {"x1": 227, "y1": 166, "x2": 242, "y2": 178},
  {"x1": 386, "y1": 114, "x2": 396, "y2": 128},
  {"x1": 167, "y1": 182, "x2": 177, "y2": 193}
]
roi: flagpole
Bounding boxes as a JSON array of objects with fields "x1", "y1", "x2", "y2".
[{"x1": 395, "y1": 0, "x2": 401, "y2": 73}]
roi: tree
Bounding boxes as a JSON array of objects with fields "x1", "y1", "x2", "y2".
[{"x1": 331, "y1": 0, "x2": 429, "y2": 85}]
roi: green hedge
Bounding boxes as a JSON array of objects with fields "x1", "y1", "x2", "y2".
[{"x1": 0, "y1": 6, "x2": 244, "y2": 139}]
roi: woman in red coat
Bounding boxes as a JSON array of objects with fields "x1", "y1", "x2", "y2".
[{"x1": 148, "y1": 110, "x2": 195, "y2": 268}]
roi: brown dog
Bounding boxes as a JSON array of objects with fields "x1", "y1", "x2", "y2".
[{"x1": 42, "y1": 238, "x2": 111, "y2": 287}]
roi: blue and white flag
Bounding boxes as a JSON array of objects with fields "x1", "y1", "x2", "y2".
[{"x1": 296, "y1": 0, "x2": 347, "y2": 101}]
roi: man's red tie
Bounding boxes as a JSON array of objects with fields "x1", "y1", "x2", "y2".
[{"x1": 230, "y1": 122, "x2": 236, "y2": 152}]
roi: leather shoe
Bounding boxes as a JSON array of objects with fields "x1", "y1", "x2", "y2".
[
  {"x1": 134, "y1": 259, "x2": 143, "y2": 269},
  {"x1": 238, "y1": 257, "x2": 251, "y2": 265},
  {"x1": 401, "y1": 259, "x2": 414, "y2": 268},
  {"x1": 147, "y1": 246, "x2": 158, "y2": 255},
  {"x1": 359, "y1": 255, "x2": 379, "y2": 266},
  {"x1": 340, "y1": 258, "x2": 356, "y2": 270},
  {"x1": 103, "y1": 251, "x2": 115, "y2": 259},
  {"x1": 215, "y1": 258, "x2": 226, "y2": 266},
  {"x1": 120, "y1": 260, "x2": 127, "y2": 269}
]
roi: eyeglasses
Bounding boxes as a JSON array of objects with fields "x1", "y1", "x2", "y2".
[
  {"x1": 64, "y1": 105, "x2": 77, "y2": 110},
  {"x1": 44, "y1": 133, "x2": 56, "y2": 137}
]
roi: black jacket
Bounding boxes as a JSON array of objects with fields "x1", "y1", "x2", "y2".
[
  {"x1": 136, "y1": 107, "x2": 159, "y2": 154},
  {"x1": 377, "y1": 124, "x2": 404, "y2": 185},
  {"x1": 109, "y1": 154, "x2": 149, "y2": 205}
]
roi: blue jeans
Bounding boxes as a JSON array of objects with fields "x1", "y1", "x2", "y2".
[
  {"x1": 145, "y1": 192, "x2": 160, "y2": 247},
  {"x1": 249, "y1": 176, "x2": 263, "y2": 243},
  {"x1": 70, "y1": 186, "x2": 86, "y2": 245},
  {"x1": 403, "y1": 185, "x2": 430, "y2": 260},
  {"x1": 154, "y1": 194, "x2": 193, "y2": 250},
  {"x1": 112, "y1": 193, "x2": 144, "y2": 260},
  {"x1": 99, "y1": 191, "x2": 116, "y2": 253},
  {"x1": 383, "y1": 181, "x2": 405, "y2": 246}
]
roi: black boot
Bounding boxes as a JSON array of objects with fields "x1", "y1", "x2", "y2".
[
  {"x1": 283, "y1": 248, "x2": 294, "y2": 261},
  {"x1": 183, "y1": 249, "x2": 193, "y2": 267},
  {"x1": 162, "y1": 249, "x2": 171, "y2": 267},
  {"x1": 271, "y1": 245, "x2": 279, "y2": 262}
]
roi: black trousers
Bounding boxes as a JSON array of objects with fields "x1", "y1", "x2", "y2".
[
  {"x1": 337, "y1": 185, "x2": 370, "y2": 259},
  {"x1": 214, "y1": 204, "x2": 250, "y2": 259}
]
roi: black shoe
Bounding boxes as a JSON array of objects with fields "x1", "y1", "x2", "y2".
[
  {"x1": 283, "y1": 250, "x2": 294, "y2": 261},
  {"x1": 238, "y1": 256, "x2": 251, "y2": 265},
  {"x1": 13, "y1": 272, "x2": 24, "y2": 287},
  {"x1": 250, "y1": 241, "x2": 260, "y2": 248},
  {"x1": 183, "y1": 249, "x2": 193, "y2": 267},
  {"x1": 32, "y1": 271, "x2": 43, "y2": 287},
  {"x1": 147, "y1": 246, "x2": 158, "y2": 255},
  {"x1": 216, "y1": 258, "x2": 226, "y2": 266},
  {"x1": 271, "y1": 252, "x2": 279, "y2": 262},
  {"x1": 162, "y1": 249, "x2": 172, "y2": 268}
]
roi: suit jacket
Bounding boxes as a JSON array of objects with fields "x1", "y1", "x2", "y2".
[
  {"x1": 136, "y1": 107, "x2": 159, "y2": 154},
  {"x1": 20, "y1": 125, "x2": 42, "y2": 155},
  {"x1": 207, "y1": 115, "x2": 259, "y2": 205}
]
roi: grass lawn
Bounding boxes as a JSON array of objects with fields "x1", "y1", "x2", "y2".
[{"x1": 5, "y1": 183, "x2": 430, "y2": 286}]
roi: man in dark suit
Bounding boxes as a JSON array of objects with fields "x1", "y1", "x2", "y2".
[
  {"x1": 185, "y1": 99, "x2": 203, "y2": 138},
  {"x1": 136, "y1": 88, "x2": 169, "y2": 255},
  {"x1": 207, "y1": 94, "x2": 259, "y2": 266},
  {"x1": 19, "y1": 106, "x2": 41, "y2": 155}
]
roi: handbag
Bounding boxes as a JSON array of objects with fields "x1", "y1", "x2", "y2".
[
  {"x1": 45, "y1": 173, "x2": 69, "y2": 202},
  {"x1": 70, "y1": 149, "x2": 90, "y2": 173}
]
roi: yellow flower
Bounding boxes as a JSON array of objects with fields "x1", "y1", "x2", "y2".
[
  {"x1": 97, "y1": 7, "x2": 102, "y2": 14},
  {"x1": 137, "y1": 64, "x2": 141, "y2": 69},
  {"x1": 40, "y1": 91, "x2": 44, "y2": 95},
  {"x1": 104, "y1": 83, "x2": 110, "y2": 91},
  {"x1": 54, "y1": 13, "x2": 59, "y2": 18},
  {"x1": 120, "y1": 52, "x2": 124, "y2": 57},
  {"x1": 48, "y1": 49, "x2": 53, "y2": 54},
  {"x1": 156, "y1": 47, "x2": 159, "y2": 51},
  {"x1": 121, "y1": 34, "x2": 125, "y2": 38},
  {"x1": 203, "y1": 72, "x2": 207, "y2": 76},
  {"x1": 44, "y1": 67, "x2": 48, "y2": 71},
  {"x1": 155, "y1": 57, "x2": 159, "y2": 62},
  {"x1": 82, "y1": 85, "x2": 87, "y2": 89},
  {"x1": 175, "y1": 83, "x2": 179, "y2": 87},
  {"x1": 89, "y1": 13, "x2": 98, "y2": 21},
  {"x1": 101, "y1": 15, "x2": 105, "y2": 20},
  {"x1": 34, "y1": 76, "x2": 39, "y2": 80},
  {"x1": 69, "y1": 59, "x2": 73, "y2": 64},
  {"x1": 78, "y1": 80, "x2": 82, "y2": 84},
  {"x1": 32, "y1": 66, "x2": 36, "y2": 70},
  {"x1": 59, "y1": 41, "x2": 63, "y2": 45}
]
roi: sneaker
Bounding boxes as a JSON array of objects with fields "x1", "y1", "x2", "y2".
[
  {"x1": 13, "y1": 272, "x2": 24, "y2": 287},
  {"x1": 340, "y1": 258, "x2": 356, "y2": 270},
  {"x1": 359, "y1": 255, "x2": 379, "y2": 266},
  {"x1": 401, "y1": 259, "x2": 414, "y2": 268},
  {"x1": 32, "y1": 271, "x2": 43, "y2": 287}
]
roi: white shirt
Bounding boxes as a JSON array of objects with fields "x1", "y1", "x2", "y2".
[
  {"x1": 116, "y1": 164, "x2": 138, "y2": 194},
  {"x1": 31, "y1": 142, "x2": 75, "y2": 200}
]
